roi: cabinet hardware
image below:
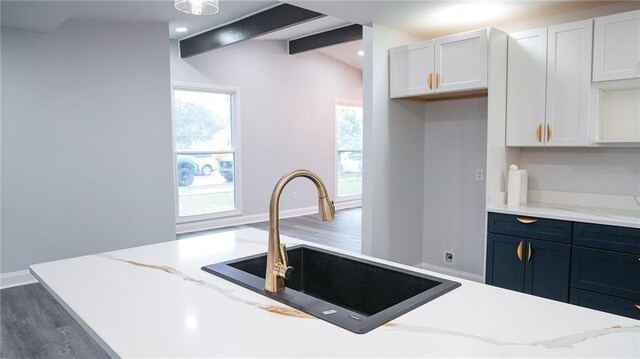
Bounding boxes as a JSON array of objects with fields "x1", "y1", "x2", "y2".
[
  {"x1": 547, "y1": 123, "x2": 552, "y2": 142},
  {"x1": 516, "y1": 217, "x2": 538, "y2": 224},
  {"x1": 536, "y1": 124, "x2": 542, "y2": 143},
  {"x1": 636, "y1": 304, "x2": 640, "y2": 310},
  {"x1": 517, "y1": 241, "x2": 524, "y2": 262},
  {"x1": 527, "y1": 242, "x2": 532, "y2": 262},
  {"x1": 428, "y1": 73, "x2": 433, "y2": 89},
  {"x1": 436, "y1": 73, "x2": 440, "y2": 89}
]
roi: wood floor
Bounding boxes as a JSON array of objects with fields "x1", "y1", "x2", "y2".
[{"x1": 0, "y1": 208, "x2": 361, "y2": 358}]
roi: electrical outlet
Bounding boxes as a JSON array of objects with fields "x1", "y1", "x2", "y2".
[
  {"x1": 475, "y1": 169, "x2": 484, "y2": 182},
  {"x1": 444, "y1": 251, "x2": 454, "y2": 265}
]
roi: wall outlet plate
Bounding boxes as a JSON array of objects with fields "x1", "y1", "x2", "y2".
[{"x1": 444, "y1": 251, "x2": 454, "y2": 265}]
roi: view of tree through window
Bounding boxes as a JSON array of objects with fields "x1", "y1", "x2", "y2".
[
  {"x1": 174, "y1": 88, "x2": 237, "y2": 218},
  {"x1": 336, "y1": 104, "x2": 363, "y2": 197}
]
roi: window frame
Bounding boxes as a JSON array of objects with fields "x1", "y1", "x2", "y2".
[
  {"x1": 334, "y1": 99, "x2": 363, "y2": 202},
  {"x1": 171, "y1": 82, "x2": 242, "y2": 223}
]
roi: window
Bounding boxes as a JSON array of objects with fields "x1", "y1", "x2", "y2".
[
  {"x1": 336, "y1": 103, "x2": 363, "y2": 198},
  {"x1": 173, "y1": 85, "x2": 239, "y2": 220}
]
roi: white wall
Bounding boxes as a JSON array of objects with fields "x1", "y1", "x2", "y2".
[
  {"x1": 519, "y1": 148, "x2": 640, "y2": 196},
  {"x1": 1, "y1": 20, "x2": 175, "y2": 274},
  {"x1": 362, "y1": 24, "x2": 425, "y2": 266},
  {"x1": 422, "y1": 98, "x2": 487, "y2": 275},
  {"x1": 170, "y1": 40, "x2": 362, "y2": 232}
]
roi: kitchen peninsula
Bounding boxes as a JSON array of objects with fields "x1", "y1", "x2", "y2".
[{"x1": 31, "y1": 228, "x2": 639, "y2": 358}]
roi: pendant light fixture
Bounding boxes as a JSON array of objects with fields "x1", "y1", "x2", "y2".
[{"x1": 175, "y1": 0, "x2": 220, "y2": 15}]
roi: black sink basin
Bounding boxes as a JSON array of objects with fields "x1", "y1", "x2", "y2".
[{"x1": 202, "y1": 245, "x2": 460, "y2": 334}]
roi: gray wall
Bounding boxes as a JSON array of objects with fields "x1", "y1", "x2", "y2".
[
  {"x1": 1, "y1": 20, "x2": 175, "y2": 273},
  {"x1": 422, "y1": 98, "x2": 488, "y2": 274},
  {"x1": 362, "y1": 24, "x2": 425, "y2": 266},
  {"x1": 170, "y1": 40, "x2": 362, "y2": 231},
  {"x1": 519, "y1": 148, "x2": 640, "y2": 196}
]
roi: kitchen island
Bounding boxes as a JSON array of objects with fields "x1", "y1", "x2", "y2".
[{"x1": 30, "y1": 228, "x2": 639, "y2": 357}]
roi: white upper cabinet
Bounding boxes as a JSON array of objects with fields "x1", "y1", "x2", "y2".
[
  {"x1": 389, "y1": 29, "x2": 488, "y2": 98},
  {"x1": 506, "y1": 28, "x2": 548, "y2": 147},
  {"x1": 389, "y1": 40, "x2": 434, "y2": 98},
  {"x1": 506, "y1": 20, "x2": 592, "y2": 147},
  {"x1": 593, "y1": 10, "x2": 640, "y2": 82},
  {"x1": 435, "y1": 29, "x2": 488, "y2": 93},
  {"x1": 545, "y1": 20, "x2": 593, "y2": 146}
]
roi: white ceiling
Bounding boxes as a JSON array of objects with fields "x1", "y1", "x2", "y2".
[
  {"x1": 2, "y1": 1, "x2": 630, "y2": 72},
  {"x1": 2, "y1": 1, "x2": 625, "y2": 41},
  {"x1": 314, "y1": 39, "x2": 363, "y2": 70},
  {"x1": 287, "y1": 1, "x2": 622, "y2": 39},
  {"x1": 0, "y1": 0, "x2": 279, "y2": 40}
]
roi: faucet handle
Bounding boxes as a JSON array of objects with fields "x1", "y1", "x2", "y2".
[
  {"x1": 274, "y1": 244, "x2": 293, "y2": 280},
  {"x1": 279, "y1": 243, "x2": 289, "y2": 267}
]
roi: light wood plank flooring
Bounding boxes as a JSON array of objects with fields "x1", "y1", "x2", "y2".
[{"x1": 0, "y1": 208, "x2": 361, "y2": 358}]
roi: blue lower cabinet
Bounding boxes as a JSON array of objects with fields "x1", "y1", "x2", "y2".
[
  {"x1": 524, "y1": 239, "x2": 570, "y2": 302},
  {"x1": 571, "y1": 246, "x2": 640, "y2": 300},
  {"x1": 486, "y1": 234, "x2": 570, "y2": 301},
  {"x1": 487, "y1": 213, "x2": 640, "y2": 318},
  {"x1": 486, "y1": 234, "x2": 525, "y2": 292},
  {"x1": 570, "y1": 288, "x2": 640, "y2": 320}
]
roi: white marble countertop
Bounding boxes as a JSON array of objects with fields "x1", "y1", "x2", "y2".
[
  {"x1": 487, "y1": 202, "x2": 640, "y2": 229},
  {"x1": 31, "y1": 228, "x2": 639, "y2": 358}
]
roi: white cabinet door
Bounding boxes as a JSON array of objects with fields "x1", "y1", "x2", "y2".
[
  {"x1": 545, "y1": 19, "x2": 592, "y2": 146},
  {"x1": 506, "y1": 28, "x2": 547, "y2": 147},
  {"x1": 389, "y1": 40, "x2": 435, "y2": 98},
  {"x1": 435, "y1": 29, "x2": 488, "y2": 93},
  {"x1": 593, "y1": 9, "x2": 640, "y2": 82}
]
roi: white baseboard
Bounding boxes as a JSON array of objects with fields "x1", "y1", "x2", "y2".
[
  {"x1": 177, "y1": 200, "x2": 361, "y2": 234},
  {"x1": 414, "y1": 262, "x2": 484, "y2": 283},
  {"x1": 1, "y1": 270, "x2": 38, "y2": 289}
]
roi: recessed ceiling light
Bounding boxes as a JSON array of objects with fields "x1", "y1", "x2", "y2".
[
  {"x1": 358, "y1": 50, "x2": 364, "y2": 56},
  {"x1": 176, "y1": 27, "x2": 188, "y2": 33}
]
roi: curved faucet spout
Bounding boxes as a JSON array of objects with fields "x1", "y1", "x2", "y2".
[{"x1": 266, "y1": 169, "x2": 335, "y2": 293}]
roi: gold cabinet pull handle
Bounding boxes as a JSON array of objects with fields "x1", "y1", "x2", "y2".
[
  {"x1": 428, "y1": 73, "x2": 433, "y2": 89},
  {"x1": 516, "y1": 217, "x2": 538, "y2": 224},
  {"x1": 527, "y1": 242, "x2": 532, "y2": 262},
  {"x1": 635, "y1": 304, "x2": 640, "y2": 310},
  {"x1": 436, "y1": 73, "x2": 440, "y2": 89},
  {"x1": 536, "y1": 124, "x2": 542, "y2": 143},
  {"x1": 547, "y1": 123, "x2": 552, "y2": 142},
  {"x1": 517, "y1": 241, "x2": 524, "y2": 262}
]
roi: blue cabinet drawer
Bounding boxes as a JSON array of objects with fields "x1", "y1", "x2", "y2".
[
  {"x1": 571, "y1": 246, "x2": 640, "y2": 300},
  {"x1": 487, "y1": 213, "x2": 571, "y2": 244},
  {"x1": 573, "y1": 222, "x2": 640, "y2": 254},
  {"x1": 570, "y1": 288, "x2": 640, "y2": 320}
]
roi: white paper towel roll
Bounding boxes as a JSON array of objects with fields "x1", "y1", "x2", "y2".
[{"x1": 507, "y1": 165, "x2": 521, "y2": 206}]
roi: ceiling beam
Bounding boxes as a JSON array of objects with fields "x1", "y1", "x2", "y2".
[
  {"x1": 180, "y1": 4, "x2": 325, "y2": 58},
  {"x1": 288, "y1": 24, "x2": 362, "y2": 55}
]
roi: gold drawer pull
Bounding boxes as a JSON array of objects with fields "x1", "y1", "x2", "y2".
[
  {"x1": 547, "y1": 123, "x2": 552, "y2": 142},
  {"x1": 527, "y1": 242, "x2": 532, "y2": 262},
  {"x1": 517, "y1": 241, "x2": 524, "y2": 262},
  {"x1": 516, "y1": 217, "x2": 538, "y2": 224},
  {"x1": 636, "y1": 304, "x2": 640, "y2": 310},
  {"x1": 436, "y1": 73, "x2": 440, "y2": 89},
  {"x1": 536, "y1": 124, "x2": 542, "y2": 143},
  {"x1": 428, "y1": 73, "x2": 433, "y2": 89}
]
